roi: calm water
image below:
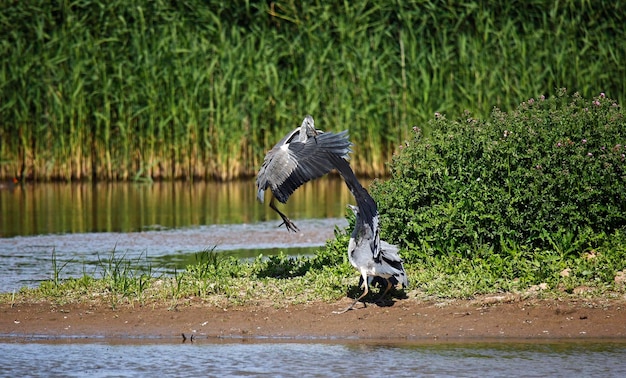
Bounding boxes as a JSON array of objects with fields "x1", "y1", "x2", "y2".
[
  {"x1": 1, "y1": 339, "x2": 626, "y2": 377},
  {"x1": 0, "y1": 178, "x2": 356, "y2": 237},
  {"x1": 0, "y1": 178, "x2": 354, "y2": 291}
]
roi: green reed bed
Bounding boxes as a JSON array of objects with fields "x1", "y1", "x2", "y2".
[{"x1": 1, "y1": 1, "x2": 625, "y2": 181}]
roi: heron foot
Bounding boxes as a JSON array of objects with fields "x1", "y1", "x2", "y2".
[
  {"x1": 373, "y1": 291, "x2": 391, "y2": 304},
  {"x1": 332, "y1": 300, "x2": 365, "y2": 314},
  {"x1": 278, "y1": 217, "x2": 300, "y2": 233},
  {"x1": 332, "y1": 307, "x2": 351, "y2": 315},
  {"x1": 269, "y1": 196, "x2": 300, "y2": 232},
  {"x1": 373, "y1": 280, "x2": 393, "y2": 304},
  {"x1": 374, "y1": 296, "x2": 390, "y2": 306}
]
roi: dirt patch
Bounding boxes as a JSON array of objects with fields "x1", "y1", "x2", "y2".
[{"x1": 3, "y1": 296, "x2": 626, "y2": 341}]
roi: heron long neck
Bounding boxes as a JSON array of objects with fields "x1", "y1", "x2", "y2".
[
  {"x1": 298, "y1": 115, "x2": 317, "y2": 142},
  {"x1": 330, "y1": 155, "x2": 377, "y2": 223},
  {"x1": 330, "y1": 154, "x2": 381, "y2": 255}
]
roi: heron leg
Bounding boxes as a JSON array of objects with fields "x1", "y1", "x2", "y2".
[
  {"x1": 333, "y1": 273, "x2": 369, "y2": 314},
  {"x1": 374, "y1": 278, "x2": 393, "y2": 304},
  {"x1": 269, "y1": 196, "x2": 299, "y2": 232}
]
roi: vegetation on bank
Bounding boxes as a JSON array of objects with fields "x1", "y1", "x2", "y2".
[
  {"x1": 2, "y1": 231, "x2": 625, "y2": 309},
  {"x1": 371, "y1": 90, "x2": 626, "y2": 297},
  {"x1": 2, "y1": 91, "x2": 626, "y2": 307},
  {"x1": 2, "y1": 1, "x2": 625, "y2": 181},
  {"x1": 373, "y1": 90, "x2": 626, "y2": 254}
]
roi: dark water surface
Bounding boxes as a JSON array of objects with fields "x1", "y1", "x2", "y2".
[
  {"x1": 0, "y1": 178, "x2": 355, "y2": 291},
  {"x1": 1, "y1": 339, "x2": 626, "y2": 377},
  {"x1": 0, "y1": 178, "x2": 356, "y2": 237}
]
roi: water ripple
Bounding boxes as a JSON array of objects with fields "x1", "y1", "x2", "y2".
[{"x1": 1, "y1": 341, "x2": 625, "y2": 377}]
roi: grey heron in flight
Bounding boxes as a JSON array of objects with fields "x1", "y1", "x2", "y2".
[
  {"x1": 328, "y1": 155, "x2": 408, "y2": 314},
  {"x1": 256, "y1": 115, "x2": 351, "y2": 232}
]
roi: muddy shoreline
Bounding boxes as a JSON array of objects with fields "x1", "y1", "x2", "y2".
[{"x1": 3, "y1": 296, "x2": 626, "y2": 342}]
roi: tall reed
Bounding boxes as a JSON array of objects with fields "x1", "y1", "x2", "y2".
[{"x1": 1, "y1": 1, "x2": 624, "y2": 181}]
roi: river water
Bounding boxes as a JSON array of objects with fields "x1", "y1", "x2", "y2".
[
  {"x1": 0, "y1": 179, "x2": 352, "y2": 291},
  {"x1": 1, "y1": 339, "x2": 626, "y2": 377},
  {"x1": 2, "y1": 179, "x2": 626, "y2": 375}
]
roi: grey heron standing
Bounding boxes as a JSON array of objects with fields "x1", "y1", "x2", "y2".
[
  {"x1": 328, "y1": 155, "x2": 408, "y2": 314},
  {"x1": 256, "y1": 115, "x2": 351, "y2": 232}
]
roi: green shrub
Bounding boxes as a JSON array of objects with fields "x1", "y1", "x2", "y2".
[{"x1": 372, "y1": 90, "x2": 626, "y2": 256}]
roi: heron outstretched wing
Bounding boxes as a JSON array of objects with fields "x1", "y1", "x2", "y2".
[{"x1": 257, "y1": 130, "x2": 351, "y2": 203}]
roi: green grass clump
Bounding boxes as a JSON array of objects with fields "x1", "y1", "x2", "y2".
[
  {"x1": 2, "y1": 230, "x2": 625, "y2": 307},
  {"x1": 1, "y1": 240, "x2": 357, "y2": 307},
  {"x1": 404, "y1": 236, "x2": 626, "y2": 298}
]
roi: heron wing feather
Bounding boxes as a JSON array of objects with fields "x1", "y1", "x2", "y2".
[
  {"x1": 265, "y1": 131, "x2": 351, "y2": 203},
  {"x1": 256, "y1": 127, "x2": 303, "y2": 202}
]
